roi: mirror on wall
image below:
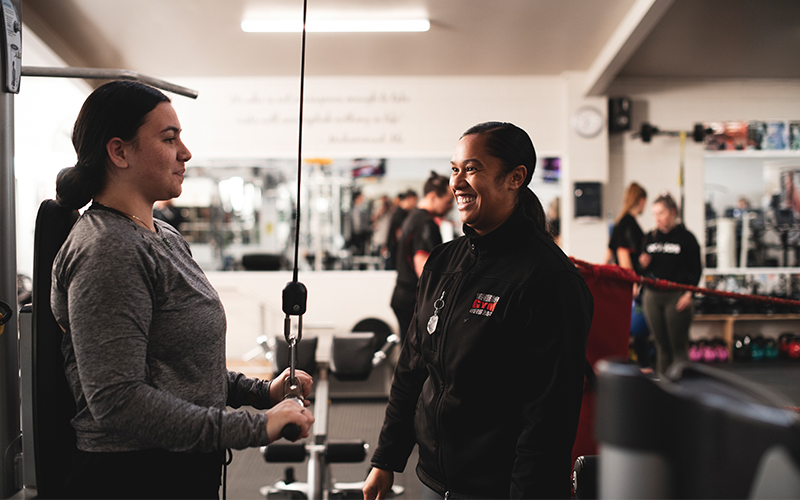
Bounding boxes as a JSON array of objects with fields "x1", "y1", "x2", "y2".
[
  {"x1": 167, "y1": 155, "x2": 562, "y2": 272},
  {"x1": 704, "y1": 155, "x2": 800, "y2": 269},
  {"x1": 171, "y1": 158, "x2": 454, "y2": 271}
]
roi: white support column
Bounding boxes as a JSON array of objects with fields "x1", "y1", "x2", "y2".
[{"x1": 561, "y1": 72, "x2": 610, "y2": 264}]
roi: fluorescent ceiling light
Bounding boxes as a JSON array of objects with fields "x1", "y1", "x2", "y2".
[{"x1": 241, "y1": 18, "x2": 430, "y2": 33}]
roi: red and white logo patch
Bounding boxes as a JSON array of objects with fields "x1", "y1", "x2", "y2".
[{"x1": 470, "y1": 293, "x2": 499, "y2": 317}]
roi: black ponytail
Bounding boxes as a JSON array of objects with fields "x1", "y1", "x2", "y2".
[
  {"x1": 519, "y1": 187, "x2": 550, "y2": 238},
  {"x1": 55, "y1": 165, "x2": 102, "y2": 210},
  {"x1": 56, "y1": 80, "x2": 170, "y2": 210},
  {"x1": 461, "y1": 121, "x2": 552, "y2": 240}
]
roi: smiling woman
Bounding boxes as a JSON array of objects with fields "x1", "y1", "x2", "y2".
[
  {"x1": 364, "y1": 122, "x2": 593, "y2": 499},
  {"x1": 450, "y1": 121, "x2": 552, "y2": 238}
]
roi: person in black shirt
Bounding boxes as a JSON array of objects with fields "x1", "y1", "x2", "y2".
[
  {"x1": 390, "y1": 175, "x2": 452, "y2": 342},
  {"x1": 608, "y1": 182, "x2": 647, "y2": 274},
  {"x1": 385, "y1": 190, "x2": 418, "y2": 270},
  {"x1": 639, "y1": 192, "x2": 702, "y2": 373},
  {"x1": 348, "y1": 191, "x2": 371, "y2": 256},
  {"x1": 609, "y1": 183, "x2": 650, "y2": 368},
  {"x1": 152, "y1": 199, "x2": 185, "y2": 232}
]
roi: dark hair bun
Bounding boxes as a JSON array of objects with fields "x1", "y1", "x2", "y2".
[{"x1": 56, "y1": 166, "x2": 97, "y2": 209}]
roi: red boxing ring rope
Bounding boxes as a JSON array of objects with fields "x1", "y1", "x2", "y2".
[{"x1": 570, "y1": 258, "x2": 800, "y2": 309}]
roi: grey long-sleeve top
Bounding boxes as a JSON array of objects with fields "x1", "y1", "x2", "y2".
[{"x1": 51, "y1": 204, "x2": 272, "y2": 453}]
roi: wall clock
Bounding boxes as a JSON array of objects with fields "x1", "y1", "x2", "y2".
[{"x1": 571, "y1": 106, "x2": 604, "y2": 138}]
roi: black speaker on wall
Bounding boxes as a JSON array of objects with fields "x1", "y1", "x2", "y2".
[
  {"x1": 574, "y1": 182, "x2": 602, "y2": 218},
  {"x1": 608, "y1": 97, "x2": 631, "y2": 133}
]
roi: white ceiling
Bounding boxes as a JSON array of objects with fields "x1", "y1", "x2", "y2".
[{"x1": 20, "y1": 0, "x2": 800, "y2": 93}]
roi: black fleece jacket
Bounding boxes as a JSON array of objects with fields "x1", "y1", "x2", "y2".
[{"x1": 371, "y1": 207, "x2": 593, "y2": 499}]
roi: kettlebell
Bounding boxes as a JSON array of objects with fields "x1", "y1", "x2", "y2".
[
  {"x1": 788, "y1": 336, "x2": 800, "y2": 360},
  {"x1": 764, "y1": 338, "x2": 779, "y2": 360},
  {"x1": 712, "y1": 339, "x2": 729, "y2": 362},
  {"x1": 689, "y1": 341, "x2": 703, "y2": 362},
  {"x1": 733, "y1": 335, "x2": 752, "y2": 362},
  {"x1": 750, "y1": 336, "x2": 766, "y2": 361},
  {"x1": 701, "y1": 340, "x2": 717, "y2": 363}
]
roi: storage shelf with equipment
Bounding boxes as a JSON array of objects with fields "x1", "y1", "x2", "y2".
[
  {"x1": 693, "y1": 313, "x2": 800, "y2": 359},
  {"x1": 691, "y1": 268, "x2": 800, "y2": 361}
]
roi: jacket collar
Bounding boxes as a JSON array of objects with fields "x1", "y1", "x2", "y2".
[{"x1": 463, "y1": 205, "x2": 531, "y2": 256}]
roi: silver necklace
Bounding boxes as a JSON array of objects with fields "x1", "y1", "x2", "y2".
[
  {"x1": 122, "y1": 210, "x2": 173, "y2": 249},
  {"x1": 123, "y1": 211, "x2": 154, "y2": 232}
]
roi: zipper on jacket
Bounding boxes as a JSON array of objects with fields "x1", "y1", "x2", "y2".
[{"x1": 432, "y1": 271, "x2": 466, "y2": 487}]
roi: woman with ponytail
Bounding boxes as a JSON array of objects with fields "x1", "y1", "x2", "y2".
[
  {"x1": 51, "y1": 81, "x2": 314, "y2": 499},
  {"x1": 365, "y1": 122, "x2": 593, "y2": 499}
]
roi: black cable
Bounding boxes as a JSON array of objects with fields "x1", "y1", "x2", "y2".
[
  {"x1": 291, "y1": 0, "x2": 308, "y2": 283},
  {"x1": 277, "y1": 0, "x2": 309, "y2": 442},
  {"x1": 222, "y1": 448, "x2": 233, "y2": 500}
]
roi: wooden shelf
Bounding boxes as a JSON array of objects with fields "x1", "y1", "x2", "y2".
[{"x1": 694, "y1": 314, "x2": 800, "y2": 359}]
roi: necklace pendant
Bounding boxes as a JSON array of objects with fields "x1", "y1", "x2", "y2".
[{"x1": 426, "y1": 314, "x2": 438, "y2": 335}]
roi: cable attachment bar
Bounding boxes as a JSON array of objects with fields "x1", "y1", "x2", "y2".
[{"x1": 279, "y1": 281, "x2": 308, "y2": 441}]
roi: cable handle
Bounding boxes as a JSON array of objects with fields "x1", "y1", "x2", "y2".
[
  {"x1": 279, "y1": 333, "x2": 304, "y2": 441},
  {"x1": 280, "y1": 378, "x2": 305, "y2": 442}
]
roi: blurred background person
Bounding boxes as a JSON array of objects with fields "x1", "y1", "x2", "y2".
[
  {"x1": 371, "y1": 194, "x2": 393, "y2": 265},
  {"x1": 639, "y1": 192, "x2": 702, "y2": 374},
  {"x1": 152, "y1": 199, "x2": 185, "y2": 232},
  {"x1": 348, "y1": 190, "x2": 372, "y2": 256},
  {"x1": 390, "y1": 174, "x2": 452, "y2": 342},
  {"x1": 608, "y1": 182, "x2": 649, "y2": 369},
  {"x1": 608, "y1": 182, "x2": 647, "y2": 273},
  {"x1": 385, "y1": 189, "x2": 418, "y2": 270}
]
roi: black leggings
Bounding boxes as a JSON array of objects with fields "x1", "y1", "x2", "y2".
[
  {"x1": 642, "y1": 287, "x2": 693, "y2": 374},
  {"x1": 63, "y1": 448, "x2": 224, "y2": 499}
]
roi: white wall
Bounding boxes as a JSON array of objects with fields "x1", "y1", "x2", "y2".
[
  {"x1": 560, "y1": 72, "x2": 611, "y2": 263},
  {"x1": 169, "y1": 74, "x2": 611, "y2": 262},
  {"x1": 169, "y1": 76, "x2": 567, "y2": 159},
  {"x1": 207, "y1": 270, "x2": 397, "y2": 360},
  {"x1": 15, "y1": 27, "x2": 90, "y2": 278},
  {"x1": 606, "y1": 77, "x2": 800, "y2": 250}
]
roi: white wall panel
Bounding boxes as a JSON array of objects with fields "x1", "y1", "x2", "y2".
[{"x1": 169, "y1": 76, "x2": 565, "y2": 159}]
